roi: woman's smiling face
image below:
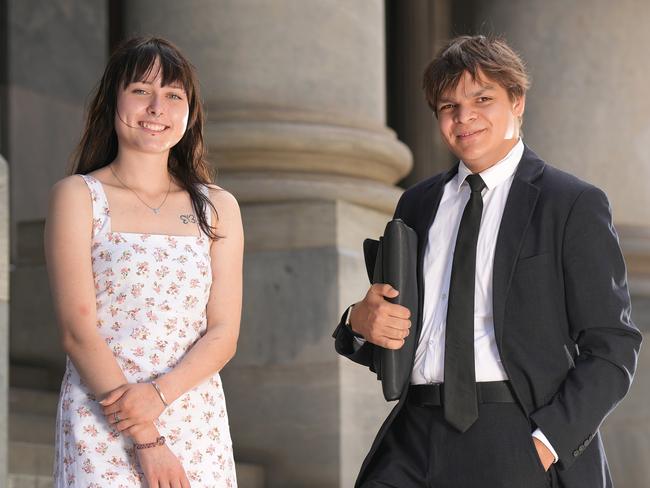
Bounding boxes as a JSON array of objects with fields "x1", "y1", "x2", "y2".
[{"x1": 114, "y1": 57, "x2": 190, "y2": 156}]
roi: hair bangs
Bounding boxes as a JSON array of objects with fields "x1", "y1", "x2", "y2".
[
  {"x1": 423, "y1": 36, "x2": 530, "y2": 116},
  {"x1": 119, "y1": 40, "x2": 194, "y2": 98}
]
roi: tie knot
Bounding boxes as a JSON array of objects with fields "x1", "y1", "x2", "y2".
[{"x1": 465, "y1": 174, "x2": 486, "y2": 193}]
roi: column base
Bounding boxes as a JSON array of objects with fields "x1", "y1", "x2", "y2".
[{"x1": 224, "y1": 198, "x2": 396, "y2": 487}]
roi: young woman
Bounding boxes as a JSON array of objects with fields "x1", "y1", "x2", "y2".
[{"x1": 45, "y1": 37, "x2": 242, "y2": 487}]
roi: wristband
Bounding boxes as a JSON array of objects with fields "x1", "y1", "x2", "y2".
[{"x1": 134, "y1": 436, "x2": 166, "y2": 450}]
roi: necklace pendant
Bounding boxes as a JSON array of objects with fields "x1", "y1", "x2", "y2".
[{"x1": 153, "y1": 208, "x2": 160, "y2": 215}]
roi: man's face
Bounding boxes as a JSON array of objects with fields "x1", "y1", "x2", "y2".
[{"x1": 436, "y1": 70, "x2": 525, "y2": 172}]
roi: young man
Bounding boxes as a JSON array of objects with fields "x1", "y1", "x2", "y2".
[{"x1": 333, "y1": 35, "x2": 641, "y2": 488}]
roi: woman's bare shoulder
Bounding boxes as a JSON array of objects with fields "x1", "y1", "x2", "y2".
[
  {"x1": 49, "y1": 175, "x2": 92, "y2": 211},
  {"x1": 206, "y1": 185, "x2": 239, "y2": 215},
  {"x1": 51, "y1": 174, "x2": 87, "y2": 195}
]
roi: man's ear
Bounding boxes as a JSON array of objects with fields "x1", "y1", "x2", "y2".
[{"x1": 513, "y1": 94, "x2": 526, "y2": 117}]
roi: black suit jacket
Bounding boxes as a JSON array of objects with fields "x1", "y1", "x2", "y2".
[{"x1": 333, "y1": 146, "x2": 642, "y2": 488}]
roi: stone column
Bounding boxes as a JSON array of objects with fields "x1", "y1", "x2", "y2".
[
  {"x1": 453, "y1": 1, "x2": 650, "y2": 486},
  {"x1": 0, "y1": 155, "x2": 8, "y2": 488},
  {"x1": 123, "y1": 2, "x2": 412, "y2": 486}
]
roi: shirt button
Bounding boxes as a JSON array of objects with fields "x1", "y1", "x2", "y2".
[{"x1": 442, "y1": 293, "x2": 448, "y2": 300}]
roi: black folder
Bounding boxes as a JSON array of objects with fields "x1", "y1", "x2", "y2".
[{"x1": 363, "y1": 219, "x2": 418, "y2": 401}]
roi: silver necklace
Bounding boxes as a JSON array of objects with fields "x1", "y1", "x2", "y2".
[{"x1": 110, "y1": 165, "x2": 171, "y2": 215}]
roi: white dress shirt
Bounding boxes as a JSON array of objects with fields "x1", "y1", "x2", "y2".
[{"x1": 412, "y1": 141, "x2": 523, "y2": 385}]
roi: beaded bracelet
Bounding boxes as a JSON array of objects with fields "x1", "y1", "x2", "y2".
[
  {"x1": 134, "y1": 436, "x2": 166, "y2": 450},
  {"x1": 150, "y1": 380, "x2": 169, "y2": 408}
]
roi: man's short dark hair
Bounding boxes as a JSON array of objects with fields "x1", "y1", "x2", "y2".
[{"x1": 423, "y1": 35, "x2": 531, "y2": 116}]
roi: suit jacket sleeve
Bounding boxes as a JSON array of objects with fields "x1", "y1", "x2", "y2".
[
  {"x1": 332, "y1": 307, "x2": 380, "y2": 373},
  {"x1": 530, "y1": 186, "x2": 642, "y2": 469}
]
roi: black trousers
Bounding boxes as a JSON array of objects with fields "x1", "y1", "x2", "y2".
[{"x1": 360, "y1": 400, "x2": 557, "y2": 488}]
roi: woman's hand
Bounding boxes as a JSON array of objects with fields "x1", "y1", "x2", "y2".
[
  {"x1": 136, "y1": 441, "x2": 191, "y2": 488},
  {"x1": 128, "y1": 423, "x2": 190, "y2": 487},
  {"x1": 100, "y1": 382, "x2": 166, "y2": 434}
]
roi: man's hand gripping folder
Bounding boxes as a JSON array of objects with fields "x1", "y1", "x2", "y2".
[{"x1": 363, "y1": 219, "x2": 419, "y2": 401}]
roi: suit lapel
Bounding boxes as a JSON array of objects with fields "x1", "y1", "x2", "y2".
[{"x1": 492, "y1": 146, "x2": 545, "y2": 345}]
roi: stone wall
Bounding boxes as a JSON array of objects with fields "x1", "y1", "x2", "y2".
[{"x1": 7, "y1": 0, "x2": 107, "y2": 387}]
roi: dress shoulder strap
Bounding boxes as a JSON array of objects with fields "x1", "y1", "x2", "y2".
[{"x1": 79, "y1": 174, "x2": 111, "y2": 238}]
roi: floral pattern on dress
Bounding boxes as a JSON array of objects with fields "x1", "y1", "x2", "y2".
[{"x1": 54, "y1": 175, "x2": 237, "y2": 487}]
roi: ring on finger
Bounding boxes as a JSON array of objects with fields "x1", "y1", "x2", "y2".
[{"x1": 113, "y1": 412, "x2": 121, "y2": 423}]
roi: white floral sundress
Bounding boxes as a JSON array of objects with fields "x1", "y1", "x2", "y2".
[{"x1": 53, "y1": 175, "x2": 237, "y2": 487}]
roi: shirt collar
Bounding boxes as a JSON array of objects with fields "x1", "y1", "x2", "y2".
[{"x1": 455, "y1": 139, "x2": 524, "y2": 193}]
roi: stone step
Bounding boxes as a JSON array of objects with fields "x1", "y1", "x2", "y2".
[
  {"x1": 9, "y1": 388, "x2": 58, "y2": 445},
  {"x1": 10, "y1": 411, "x2": 56, "y2": 445},
  {"x1": 9, "y1": 473, "x2": 53, "y2": 488},
  {"x1": 10, "y1": 387, "x2": 59, "y2": 416},
  {"x1": 9, "y1": 388, "x2": 265, "y2": 487},
  {"x1": 10, "y1": 440, "x2": 264, "y2": 488},
  {"x1": 10, "y1": 442, "x2": 53, "y2": 477},
  {"x1": 9, "y1": 469, "x2": 263, "y2": 488}
]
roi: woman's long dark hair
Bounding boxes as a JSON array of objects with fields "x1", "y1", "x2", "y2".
[{"x1": 70, "y1": 36, "x2": 219, "y2": 239}]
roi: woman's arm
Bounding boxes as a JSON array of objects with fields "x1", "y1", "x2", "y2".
[
  {"x1": 45, "y1": 176, "x2": 160, "y2": 442},
  {"x1": 101, "y1": 187, "x2": 243, "y2": 420},
  {"x1": 158, "y1": 188, "x2": 243, "y2": 400}
]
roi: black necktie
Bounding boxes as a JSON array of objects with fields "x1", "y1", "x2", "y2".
[{"x1": 443, "y1": 173, "x2": 486, "y2": 432}]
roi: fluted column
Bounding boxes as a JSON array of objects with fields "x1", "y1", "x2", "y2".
[
  {"x1": 124, "y1": 2, "x2": 411, "y2": 486},
  {"x1": 454, "y1": 1, "x2": 650, "y2": 486}
]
